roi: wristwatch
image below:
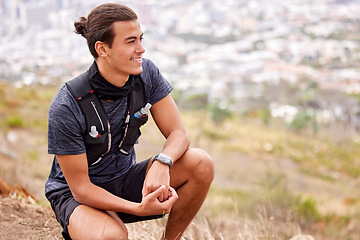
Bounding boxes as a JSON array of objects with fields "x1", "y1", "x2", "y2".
[{"x1": 152, "y1": 153, "x2": 172, "y2": 168}]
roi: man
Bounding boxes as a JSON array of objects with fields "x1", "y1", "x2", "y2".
[{"x1": 45, "y1": 3, "x2": 214, "y2": 240}]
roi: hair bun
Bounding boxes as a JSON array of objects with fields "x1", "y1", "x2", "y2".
[{"x1": 74, "y1": 16, "x2": 88, "y2": 37}]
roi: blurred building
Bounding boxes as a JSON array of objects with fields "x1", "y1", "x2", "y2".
[{"x1": 18, "y1": 1, "x2": 52, "y2": 30}]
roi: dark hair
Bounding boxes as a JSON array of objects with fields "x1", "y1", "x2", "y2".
[{"x1": 74, "y1": 3, "x2": 138, "y2": 58}]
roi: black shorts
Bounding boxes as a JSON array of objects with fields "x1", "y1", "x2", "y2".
[{"x1": 47, "y1": 159, "x2": 163, "y2": 240}]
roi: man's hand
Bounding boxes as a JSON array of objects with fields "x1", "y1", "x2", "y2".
[
  {"x1": 138, "y1": 185, "x2": 178, "y2": 216},
  {"x1": 142, "y1": 161, "x2": 171, "y2": 202}
]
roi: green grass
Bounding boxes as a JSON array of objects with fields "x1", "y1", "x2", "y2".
[
  {"x1": 0, "y1": 83, "x2": 56, "y2": 132},
  {"x1": 180, "y1": 110, "x2": 360, "y2": 179}
]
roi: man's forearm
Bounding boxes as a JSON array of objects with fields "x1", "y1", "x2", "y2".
[
  {"x1": 73, "y1": 181, "x2": 139, "y2": 214},
  {"x1": 161, "y1": 129, "x2": 190, "y2": 163}
]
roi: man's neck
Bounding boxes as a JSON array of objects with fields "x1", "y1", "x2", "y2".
[{"x1": 95, "y1": 59, "x2": 129, "y2": 88}]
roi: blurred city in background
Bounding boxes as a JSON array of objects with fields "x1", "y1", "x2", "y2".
[{"x1": 1, "y1": 0, "x2": 360, "y2": 133}]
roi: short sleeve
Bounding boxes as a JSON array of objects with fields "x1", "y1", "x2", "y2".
[
  {"x1": 140, "y1": 58, "x2": 173, "y2": 105},
  {"x1": 47, "y1": 86, "x2": 86, "y2": 155}
]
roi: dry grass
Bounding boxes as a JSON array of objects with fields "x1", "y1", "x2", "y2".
[{"x1": 126, "y1": 209, "x2": 306, "y2": 240}]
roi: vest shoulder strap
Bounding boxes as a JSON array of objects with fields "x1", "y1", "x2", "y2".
[
  {"x1": 65, "y1": 73, "x2": 109, "y2": 144},
  {"x1": 66, "y1": 72, "x2": 93, "y2": 100}
]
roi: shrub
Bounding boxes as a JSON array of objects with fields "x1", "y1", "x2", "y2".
[
  {"x1": 289, "y1": 112, "x2": 311, "y2": 132},
  {"x1": 5, "y1": 115, "x2": 25, "y2": 128},
  {"x1": 294, "y1": 197, "x2": 321, "y2": 224}
]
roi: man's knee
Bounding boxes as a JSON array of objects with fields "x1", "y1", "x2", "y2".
[
  {"x1": 186, "y1": 148, "x2": 214, "y2": 183},
  {"x1": 103, "y1": 213, "x2": 128, "y2": 240}
]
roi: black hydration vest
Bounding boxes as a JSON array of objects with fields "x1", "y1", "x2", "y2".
[{"x1": 66, "y1": 73, "x2": 148, "y2": 165}]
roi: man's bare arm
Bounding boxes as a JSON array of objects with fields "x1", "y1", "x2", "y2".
[{"x1": 142, "y1": 94, "x2": 190, "y2": 200}]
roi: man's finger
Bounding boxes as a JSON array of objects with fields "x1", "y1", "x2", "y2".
[
  {"x1": 162, "y1": 187, "x2": 178, "y2": 214},
  {"x1": 158, "y1": 194, "x2": 164, "y2": 202},
  {"x1": 147, "y1": 185, "x2": 167, "y2": 200},
  {"x1": 168, "y1": 187, "x2": 178, "y2": 199},
  {"x1": 158, "y1": 188, "x2": 170, "y2": 202}
]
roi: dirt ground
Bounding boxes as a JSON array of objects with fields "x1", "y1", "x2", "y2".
[
  {"x1": 0, "y1": 194, "x2": 62, "y2": 239},
  {"x1": 0, "y1": 128, "x2": 62, "y2": 239}
]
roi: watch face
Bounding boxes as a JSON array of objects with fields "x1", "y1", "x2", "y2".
[
  {"x1": 161, "y1": 156, "x2": 170, "y2": 163},
  {"x1": 157, "y1": 153, "x2": 172, "y2": 166}
]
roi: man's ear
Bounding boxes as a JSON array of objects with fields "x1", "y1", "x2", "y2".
[{"x1": 95, "y1": 41, "x2": 108, "y2": 57}]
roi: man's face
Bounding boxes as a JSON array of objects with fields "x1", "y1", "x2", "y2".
[{"x1": 106, "y1": 20, "x2": 145, "y2": 78}]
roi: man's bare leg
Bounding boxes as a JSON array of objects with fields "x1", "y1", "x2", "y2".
[
  {"x1": 164, "y1": 148, "x2": 214, "y2": 239},
  {"x1": 68, "y1": 205, "x2": 128, "y2": 240}
]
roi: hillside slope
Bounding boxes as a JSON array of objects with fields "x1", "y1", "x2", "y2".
[{"x1": 1, "y1": 84, "x2": 360, "y2": 239}]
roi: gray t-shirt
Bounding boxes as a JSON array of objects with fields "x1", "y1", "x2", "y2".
[{"x1": 45, "y1": 58, "x2": 172, "y2": 196}]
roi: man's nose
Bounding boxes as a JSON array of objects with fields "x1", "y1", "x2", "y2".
[{"x1": 136, "y1": 42, "x2": 145, "y2": 54}]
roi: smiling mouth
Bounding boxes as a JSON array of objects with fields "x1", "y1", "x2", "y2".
[{"x1": 131, "y1": 57, "x2": 142, "y2": 63}]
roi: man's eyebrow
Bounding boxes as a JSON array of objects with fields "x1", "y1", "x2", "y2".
[{"x1": 124, "y1": 33, "x2": 144, "y2": 41}]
